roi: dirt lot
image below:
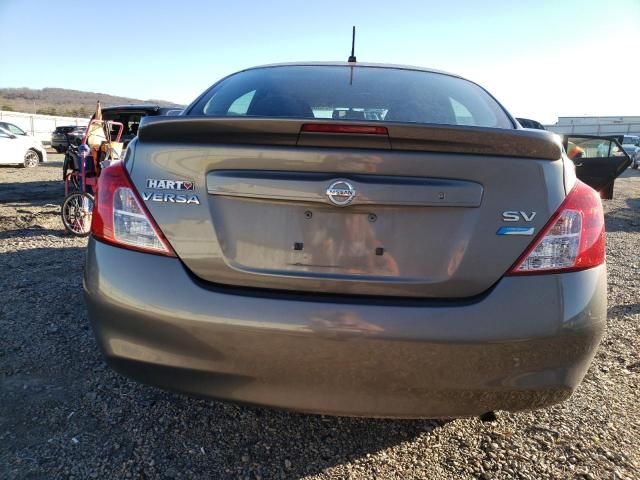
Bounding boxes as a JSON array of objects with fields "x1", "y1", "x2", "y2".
[{"x1": 1, "y1": 155, "x2": 639, "y2": 480}]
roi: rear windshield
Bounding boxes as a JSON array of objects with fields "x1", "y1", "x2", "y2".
[
  {"x1": 189, "y1": 66, "x2": 513, "y2": 129},
  {"x1": 102, "y1": 111, "x2": 150, "y2": 138}
]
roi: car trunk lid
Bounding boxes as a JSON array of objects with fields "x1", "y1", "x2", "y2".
[{"x1": 128, "y1": 117, "x2": 565, "y2": 298}]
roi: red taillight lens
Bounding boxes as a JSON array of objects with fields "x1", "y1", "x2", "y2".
[
  {"x1": 91, "y1": 161, "x2": 175, "y2": 256},
  {"x1": 507, "y1": 180, "x2": 605, "y2": 275},
  {"x1": 301, "y1": 123, "x2": 388, "y2": 135}
]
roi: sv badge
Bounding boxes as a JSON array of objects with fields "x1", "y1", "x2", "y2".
[{"x1": 502, "y1": 211, "x2": 537, "y2": 222}]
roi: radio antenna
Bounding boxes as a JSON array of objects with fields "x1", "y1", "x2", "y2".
[{"x1": 348, "y1": 26, "x2": 356, "y2": 63}]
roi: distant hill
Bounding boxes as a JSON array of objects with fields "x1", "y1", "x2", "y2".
[{"x1": 0, "y1": 87, "x2": 183, "y2": 117}]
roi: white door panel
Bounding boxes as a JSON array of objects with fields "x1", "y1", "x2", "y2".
[{"x1": 0, "y1": 130, "x2": 26, "y2": 164}]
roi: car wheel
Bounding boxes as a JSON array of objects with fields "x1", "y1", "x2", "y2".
[{"x1": 23, "y1": 149, "x2": 39, "y2": 168}]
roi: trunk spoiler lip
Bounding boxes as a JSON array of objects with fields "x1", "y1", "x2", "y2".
[{"x1": 138, "y1": 116, "x2": 562, "y2": 160}]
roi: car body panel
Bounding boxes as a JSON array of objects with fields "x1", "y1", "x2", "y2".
[
  {"x1": 0, "y1": 126, "x2": 47, "y2": 164},
  {"x1": 564, "y1": 135, "x2": 631, "y2": 195},
  {"x1": 84, "y1": 239, "x2": 606, "y2": 418},
  {"x1": 128, "y1": 125, "x2": 565, "y2": 298}
]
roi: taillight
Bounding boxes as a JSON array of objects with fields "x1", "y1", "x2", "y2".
[
  {"x1": 91, "y1": 161, "x2": 175, "y2": 256},
  {"x1": 507, "y1": 180, "x2": 604, "y2": 275}
]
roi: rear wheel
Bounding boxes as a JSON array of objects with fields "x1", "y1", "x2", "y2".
[
  {"x1": 61, "y1": 192, "x2": 94, "y2": 237},
  {"x1": 23, "y1": 149, "x2": 39, "y2": 168}
]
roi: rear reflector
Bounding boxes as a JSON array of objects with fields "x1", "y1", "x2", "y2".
[
  {"x1": 301, "y1": 123, "x2": 388, "y2": 135},
  {"x1": 507, "y1": 180, "x2": 605, "y2": 275},
  {"x1": 91, "y1": 161, "x2": 175, "y2": 256}
]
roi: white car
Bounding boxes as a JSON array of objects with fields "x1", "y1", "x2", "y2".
[{"x1": 0, "y1": 126, "x2": 47, "y2": 167}]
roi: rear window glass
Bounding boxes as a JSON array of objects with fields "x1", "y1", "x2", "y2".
[
  {"x1": 102, "y1": 111, "x2": 148, "y2": 138},
  {"x1": 189, "y1": 66, "x2": 513, "y2": 129}
]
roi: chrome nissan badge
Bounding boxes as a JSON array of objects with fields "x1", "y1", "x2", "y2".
[{"x1": 326, "y1": 180, "x2": 356, "y2": 206}]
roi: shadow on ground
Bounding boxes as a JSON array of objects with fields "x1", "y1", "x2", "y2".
[
  {"x1": 607, "y1": 302, "x2": 640, "y2": 320},
  {"x1": 1, "y1": 246, "x2": 447, "y2": 480},
  {"x1": 0, "y1": 180, "x2": 64, "y2": 203}
]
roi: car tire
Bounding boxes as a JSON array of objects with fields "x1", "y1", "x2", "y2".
[{"x1": 23, "y1": 149, "x2": 39, "y2": 168}]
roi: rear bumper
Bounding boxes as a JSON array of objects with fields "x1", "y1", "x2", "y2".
[{"x1": 84, "y1": 239, "x2": 606, "y2": 418}]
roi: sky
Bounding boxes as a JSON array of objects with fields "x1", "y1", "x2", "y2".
[{"x1": 1, "y1": 0, "x2": 639, "y2": 124}]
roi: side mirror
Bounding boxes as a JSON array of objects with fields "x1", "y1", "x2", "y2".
[{"x1": 8, "y1": 133, "x2": 16, "y2": 139}]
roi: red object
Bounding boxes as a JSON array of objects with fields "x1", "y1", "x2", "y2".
[
  {"x1": 301, "y1": 123, "x2": 388, "y2": 135},
  {"x1": 508, "y1": 180, "x2": 605, "y2": 275},
  {"x1": 90, "y1": 161, "x2": 175, "y2": 256}
]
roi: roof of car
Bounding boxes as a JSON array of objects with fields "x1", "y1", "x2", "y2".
[{"x1": 236, "y1": 61, "x2": 463, "y2": 80}]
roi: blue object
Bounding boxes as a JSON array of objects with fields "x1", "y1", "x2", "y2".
[{"x1": 496, "y1": 226, "x2": 535, "y2": 236}]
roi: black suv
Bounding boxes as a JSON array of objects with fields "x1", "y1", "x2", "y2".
[{"x1": 51, "y1": 125, "x2": 87, "y2": 152}]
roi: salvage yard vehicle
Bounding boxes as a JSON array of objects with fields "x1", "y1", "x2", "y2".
[
  {"x1": 0, "y1": 125, "x2": 47, "y2": 167},
  {"x1": 515, "y1": 117, "x2": 545, "y2": 130},
  {"x1": 99, "y1": 105, "x2": 183, "y2": 148},
  {"x1": 85, "y1": 62, "x2": 619, "y2": 418},
  {"x1": 621, "y1": 135, "x2": 640, "y2": 169},
  {"x1": 563, "y1": 135, "x2": 631, "y2": 199},
  {"x1": 51, "y1": 125, "x2": 87, "y2": 153}
]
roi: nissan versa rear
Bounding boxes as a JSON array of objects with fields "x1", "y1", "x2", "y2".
[{"x1": 84, "y1": 63, "x2": 607, "y2": 418}]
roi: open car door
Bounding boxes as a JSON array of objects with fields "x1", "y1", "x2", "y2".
[{"x1": 564, "y1": 135, "x2": 631, "y2": 199}]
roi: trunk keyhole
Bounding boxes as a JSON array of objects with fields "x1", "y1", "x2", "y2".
[{"x1": 304, "y1": 211, "x2": 313, "y2": 219}]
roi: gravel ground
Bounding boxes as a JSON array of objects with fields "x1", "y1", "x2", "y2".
[{"x1": 1, "y1": 156, "x2": 638, "y2": 480}]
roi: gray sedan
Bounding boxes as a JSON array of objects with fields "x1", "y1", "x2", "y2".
[{"x1": 84, "y1": 62, "x2": 619, "y2": 418}]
